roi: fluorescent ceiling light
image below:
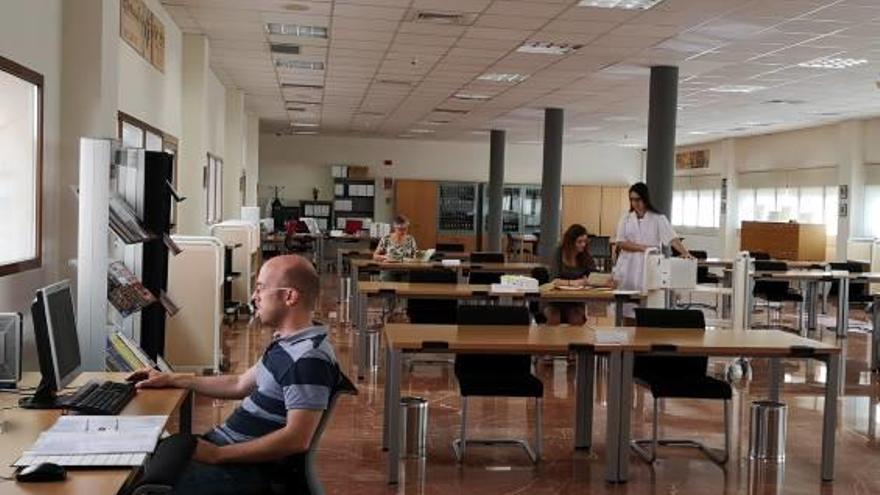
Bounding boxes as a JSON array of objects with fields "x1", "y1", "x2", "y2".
[
  {"x1": 275, "y1": 59, "x2": 325, "y2": 70},
  {"x1": 477, "y1": 73, "x2": 528, "y2": 83},
  {"x1": 798, "y1": 57, "x2": 868, "y2": 69},
  {"x1": 516, "y1": 42, "x2": 582, "y2": 55},
  {"x1": 286, "y1": 99, "x2": 321, "y2": 106},
  {"x1": 709, "y1": 85, "x2": 765, "y2": 93},
  {"x1": 293, "y1": 131, "x2": 319, "y2": 135},
  {"x1": 409, "y1": 128, "x2": 434, "y2": 134},
  {"x1": 425, "y1": 120, "x2": 451, "y2": 125},
  {"x1": 453, "y1": 93, "x2": 491, "y2": 101},
  {"x1": 291, "y1": 122, "x2": 319, "y2": 127},
  {"x1": 269, "y1": 43, "x2": 301, "y2": 55},
  {"x1": 281, "y1": 83, "x2": 323, "y2": 90},
  {"x1": 604, "y1": 116, "x2": 638, "y2": 122},
  {"x1": 620, "y1": 143, "x2": 644, "y2": 148},
  {"x1": 266, "y1": 23, "x2": 327, "y2": 39},
  {"x1": 688, "y1": 130, "x2": 713, "y2": 135},
  {"x1": 578, "y1": 0, "x2": 666, "y2": 10},
  {"x1": 570, "y1": 125, "x2": 601, "y2": 131}
]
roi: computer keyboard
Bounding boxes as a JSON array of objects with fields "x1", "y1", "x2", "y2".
[{"x1": 61, "y1": 380, "x2": 135, "y2": 415}]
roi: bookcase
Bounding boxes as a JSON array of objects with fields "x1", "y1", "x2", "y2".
[
  {"x1": 77, "y1": 138, "x2": 180, "y2": 370},
  {"x1": 301, "y1": 200, "x2": 333, "y2": 231},
  {"x1": 333, "y1": 177, "x2": 375, "y2": 231}
]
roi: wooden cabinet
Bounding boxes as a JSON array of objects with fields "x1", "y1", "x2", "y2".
[
  {"x1": 562, "y1": 185, "x2": 601, "y2": 236},
  {"x1": 394, "y1": 179, "x2": 438, "y2": 248},
  {"x1": 600, "y1": 186, "x2": 629, "y2": 237},
  {"x1": 561, "y1": 185, "x2": 628, "y2": 237},
  {"x1": 740, "y1": 221, "x2": 826, "y2": 261}
]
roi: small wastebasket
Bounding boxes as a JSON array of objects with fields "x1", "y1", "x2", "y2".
[
  {"x1": 400, "y1": 396, "x2": 429, "y2": 459},
  {"x1": 749, "y1": 401, "x2": 788, "y2": 462}
]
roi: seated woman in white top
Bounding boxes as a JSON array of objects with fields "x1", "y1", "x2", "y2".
[{"x1": 612, "y1": 182, "x2": 692, "y2": 322}]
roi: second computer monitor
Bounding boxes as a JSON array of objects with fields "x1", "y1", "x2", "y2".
[{"x1": 33, "y1": 280, "x2": 82, "y2": 393}]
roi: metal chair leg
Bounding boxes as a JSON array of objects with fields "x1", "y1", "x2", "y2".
[
  {"x1": 453, "y1": 396, "x2": 468, "y2": 462},
  {"x1": 631, "y1": 397, "x2": 730, "y2": 466},
  {"x1": 452, "y1": 396, "x2": 540, "y2": 464},
  {"x1": 535, "y1": 397, "x2": 543, "y2": 461}
]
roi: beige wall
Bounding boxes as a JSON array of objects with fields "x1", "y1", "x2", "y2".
[
  {"x1": 0, "y1": 0, "x2": 63, "y2": 367},
  {"x1": 116, "y1": 0, "x2": 183, "y2": 138},
  {"x1": 259, "y1": 134, "x2": 644, "y2": 223}
]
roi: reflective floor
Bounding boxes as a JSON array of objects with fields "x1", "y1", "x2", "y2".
[{"x1": 192, "y1": 278, "x2": 880, "y2": 494}]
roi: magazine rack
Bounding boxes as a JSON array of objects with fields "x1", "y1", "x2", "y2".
[{"x1": 77, "y1": 138, "x2": 180, "y2": 370}]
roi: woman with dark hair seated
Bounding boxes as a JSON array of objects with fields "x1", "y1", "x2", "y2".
[{"x1": 544, "y1": 224, "x2": 611, "y2": 326}]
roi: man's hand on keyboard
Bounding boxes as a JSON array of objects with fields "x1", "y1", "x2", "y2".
[{"x1": 127, "y1": 368, "x2": 177, "y2": 389}]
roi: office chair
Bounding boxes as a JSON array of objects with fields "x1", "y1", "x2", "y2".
[
  {"x1": 436, "y1": 242, "x2": 465, "y2": 253},
  {"x1": 828, "y1": 261, "x2": 873, "y2": 330},
  {"x1": 630, "y1": 308, "x2": 731, "y2": 465},
  {"x1": 407, "y1": 269, "x2": 459, "y2": 324},
  {"x1": 749, "y1": 251, "x2": 771, "y2": 261},
  {"x1": 530, "y1": 266, "x2": 550, "y2": 324},
  {"x1": 468, "y1": 251, "x2": 505, "y2": 285},
  {"x1": 752, "y1": 260, "x2": 803, "y2": 331},
  {"x1": 453, "y1": 305, "x2": 543, "y2": 463},
  {"x1": 132, "y1": 372, "x2": 358, "y2": 495}
]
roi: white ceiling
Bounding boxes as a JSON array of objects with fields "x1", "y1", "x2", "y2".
[{"x1": 161, "y1": 0, "x2": 880, "y2": 146}]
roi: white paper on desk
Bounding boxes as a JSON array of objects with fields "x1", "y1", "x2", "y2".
[{"x1": 24, "y1": 415, "x2": 167, "y2": 455}]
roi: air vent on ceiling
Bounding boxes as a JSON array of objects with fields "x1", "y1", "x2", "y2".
[
  {"x1": 286, "y1": 106, "x2": 309, "y2": 112},
  {"x1": 404, "y1": 9, "x2": 477, "y2": 26},
  {"x1": 282, "y1": 83, "x2": 324, "y2": 90},
  {"x1": 270, "y1": 43, "x2": 301, "y2": 55},
  {"x1": 276, "y1": 59, "x2": 325, "y2": 70},
  {"x1": 358, "y1": 111, "x2": 385, "y2": 116},
  {"x1": 286, "y1": 99, "x2": 321, "y2": 105},
  {"x1": 763, "y1": 99, "x2": 806, "y2": 105}
]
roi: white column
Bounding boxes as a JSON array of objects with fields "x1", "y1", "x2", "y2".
[
  {"x1": 718, "y1": 139, "x2": 740, "y2": 258},
  {"x1": 836, "y1": 120, "x2": 866, "y2": 260},
  {"x1": 245, "y1": 113, "x2": 260, "y2": 208},
  {"x1": 59, "y1": 0, "x2": 120, "y2": 281},
  {"x1": 224, "y1": 89, "x2": 246, "y2": 218},
  {"x1": 178, "y1": 34, "x2": 210, "y2": 234}
]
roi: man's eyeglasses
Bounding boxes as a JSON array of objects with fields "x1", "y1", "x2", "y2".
[{"x1": 253, "y1": 284, "x2": 297, "y2": 295}]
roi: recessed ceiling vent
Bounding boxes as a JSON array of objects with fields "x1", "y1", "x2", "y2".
[{"x1": 404, "y1": 10, "x2": 477, "y2": 26}]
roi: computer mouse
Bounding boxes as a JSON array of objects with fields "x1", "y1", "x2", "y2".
[{"x1": 16, "y1": 462, "x2": 67, "y2": 482}]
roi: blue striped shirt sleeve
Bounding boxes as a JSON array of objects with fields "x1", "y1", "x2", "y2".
[{"x1": 281, "y1": 356, "x2": 336, "y2": 410}]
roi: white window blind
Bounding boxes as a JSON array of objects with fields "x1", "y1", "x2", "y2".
[{"x1": 672, "y1": 175, "x2": 720, "y2": 228}]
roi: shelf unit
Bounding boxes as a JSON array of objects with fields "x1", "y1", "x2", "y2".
[
  {"x1": 301, "y1": 200, "x2": 333, "y2": 231},
  {"x1": 437, "y1": 182, "x2": 478, "y2": 234},
  {"x1": 77, "y1": 138, "x2": 178, "y2": 370},
  {"x1": 334, "y1": 177, "x2": 375, "y2": 231}
]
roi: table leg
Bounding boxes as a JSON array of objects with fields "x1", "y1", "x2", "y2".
[
  {"x1": 617, "y1": 351, "x2": 634, "y2": 482},
  {"x1": 821, "y1": 353, "x2": 841, "y2": 481},
  {"x1": 574, "y1": 349, "x2": 594, "y2": 450},
  {"x1": 179, "y1": 390, "x2": 193, "y2": 435},
  {"x1": 807, "y1": 281, "x2": 819, "y2": 332},
  {"x1": 614, "y1": 295, "x2": 625, "y2": 326},
  {"x1": 746, "y1": 274, "x2": 755, "y2": 329},
  {"x1": 358, "y1": 292, "x2": 368, "y2": 380},
  {"x1": 605, "y1": 350, "x2": 622, "y2": 482},
  {"x1": 387, "y1": 349, "x2": 402, "y2": 484},
  {"x1": 337, "y1": 250, "x2": 344, "y2": 276},
  {"x1": 836, "y1": 276, "x2": 849, "y2": 338},
  {"x1": 382, "y1": 344, "x2": 392, "y2": 450},
  {"x1": 769, "y1": 357, "x2": 782, "y2": 403},
  {"x1": 872, "y1": 295, "x2": 880, "y2": 371}
]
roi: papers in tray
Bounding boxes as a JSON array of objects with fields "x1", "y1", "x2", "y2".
[
  {"x1": 490, "y1": 284, "x2": 538, "y2": 294},
  {"x1": 15, "y1": 416, "x2": 167, "y2": 466},
  {"x1": 593, "y1": 329, "x2": 629, "y2": 344}
]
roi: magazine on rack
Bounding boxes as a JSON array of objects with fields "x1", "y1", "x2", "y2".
[
  {"x1": 109, "y1": 194, "x2": 154, "y2": 243},
  {"x1": 107, "y1": 261, "x2": 156, "y2": 317}
]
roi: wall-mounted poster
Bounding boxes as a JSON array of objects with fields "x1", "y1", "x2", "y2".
[
  {"x1": 675, "y1": 149, "x2": 710, "y2": 170},
  {"x1": 120, "y1": 0, "x2": 165, "y2": 73}
]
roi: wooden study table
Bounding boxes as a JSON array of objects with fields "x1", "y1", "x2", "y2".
[
  {"x1": 353, "y1": 281, "x2": 640, "y2": 378},
  {"x1": 381, "y1": 324, "x2": 841, "y2": 485},
  {"x1": 750, "y1": 270, "x2": 855, "y2": 337},
  {"x1": 0, "y1": 372, "x2": 192, "y2": 495}
]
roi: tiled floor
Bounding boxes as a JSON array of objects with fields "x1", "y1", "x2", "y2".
[{"x1": 191, "y1": 277, "x2": 880, "y2": 494}]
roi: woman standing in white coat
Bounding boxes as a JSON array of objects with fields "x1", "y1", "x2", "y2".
[{"x1": 613, "y1": 182, "x2": 692, "y2": 322}]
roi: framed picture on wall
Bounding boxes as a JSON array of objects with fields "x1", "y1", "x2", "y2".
[{"x1": 839, "y1": 184, "x2": 848, "y2": 200}]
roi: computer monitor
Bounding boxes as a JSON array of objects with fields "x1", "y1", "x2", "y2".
[{"x1": 19, "y1": 280, "x2": 82, "y2": 409}]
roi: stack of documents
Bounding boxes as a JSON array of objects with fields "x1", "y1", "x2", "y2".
[{"x1": 15, "y1": 415, "x2": 167, "y2": 467}]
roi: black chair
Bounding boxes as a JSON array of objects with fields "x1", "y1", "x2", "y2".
[
  {"x1": 407, "y1": 269, "x2": 459, "y2": 324},
  {"x1": 829, "y1": 261, "x2": 873, "y2": 329},
  {"x1": 468, "y1": 251, "x2": 505, "y2": 285},
  {"x1": 530, "y1": 266, "x2": 550, "y2": 324},
  {"x1": 750, "y1": 251, "x2": 771, "y2": 261},
  {"x1": 436, "y1": 242, "x2": 465, "y2": 253},
  {"x1": 690, "y1": 250, "x2": 721, "y2": 285},
  {"x1": 453, "y1": 305, "x2": 542, "y2": 463},
  {"x1": 132, "y1": 372, "x2": 358, "y2": 495},
  {"x1": 630, "y1": 309, "x2": 731, "y2": 465},
  {"x1": 752, "y1": 260, "x2": 804, "y2": 331}
]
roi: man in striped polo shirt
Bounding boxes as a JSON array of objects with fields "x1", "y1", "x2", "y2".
[{"x1": 131, "y1": 254, "x2": 339, "y2": 494}]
